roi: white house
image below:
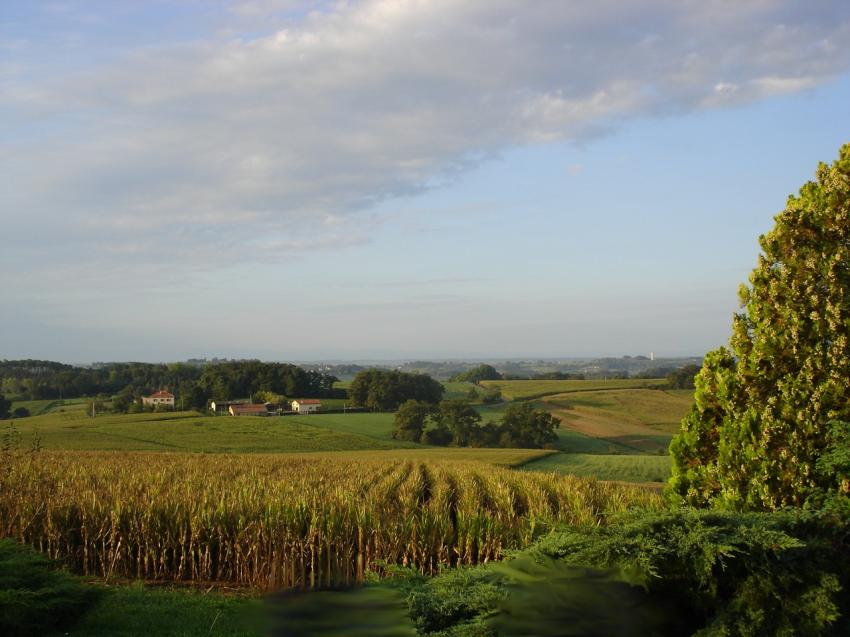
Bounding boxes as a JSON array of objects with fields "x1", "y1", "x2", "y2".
[
  {"x1": 291, "y1": 399, "x2": 322, "y2": 414},
  {"x1": 142, "y1": 390, "x2": 175, "y2": 408}
]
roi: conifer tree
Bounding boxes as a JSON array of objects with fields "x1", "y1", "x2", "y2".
[{"x1": 669, "y1": 144, "x2": 850, "y2": 510}]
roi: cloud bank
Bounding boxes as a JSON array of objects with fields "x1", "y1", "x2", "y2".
[{"x1": 3, "y1": 0, "x2": 850, "y2": 284}]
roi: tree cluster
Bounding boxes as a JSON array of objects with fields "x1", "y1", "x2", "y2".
[
  {"x1": 393, "y1": 399, "x2": 559, "y2": 449},
  {"x1": 449, "y1": 364, "x2": 502, "y2": 383},
  {"x1": 529, "y1": 372, "x2": 586, "y2": 381},
  {"x1": 348, "y1": 370, "x2": 444, "y2": 411}
]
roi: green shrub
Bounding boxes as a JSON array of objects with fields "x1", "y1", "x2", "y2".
[
  {"x1": 380, "y1": 510, "x2": 850, "y2": 636},
  {"x1": 523, "y1": 510, "x2": 850, "y2": 636},
  {"x1": 407, "y1": 567, "x2": 504, "y2": 637},
  {"x1": 0, "y1": 539, "x2": 98, "y2": 636}
]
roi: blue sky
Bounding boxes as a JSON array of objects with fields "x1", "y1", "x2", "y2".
[{"x1": 2, "y1": 1, "x2": 849, "y2": 363}]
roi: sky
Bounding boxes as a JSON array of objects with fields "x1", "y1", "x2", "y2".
[{"x1": 2, "y1": 1, "x2": 850, "y2": 363}]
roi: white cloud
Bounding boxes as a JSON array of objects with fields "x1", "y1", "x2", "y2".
[{"x1": 3, "y1": 0, "x2": 850, "y2": 290}]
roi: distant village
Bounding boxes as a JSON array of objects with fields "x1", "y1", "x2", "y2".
[{"x1": 141, "y1": 390, "x2": 340, "y2": 416}]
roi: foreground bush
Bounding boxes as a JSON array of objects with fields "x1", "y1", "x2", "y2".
[
  {"x1": 0, "y1": 539, "x2": 98, "y2": 637},
  {"x1": 519, "y1": 509, "x2": 850, "y2": 636},
  {"x1": 277, "y1": 509, "x2": 850, "y2": 636}
]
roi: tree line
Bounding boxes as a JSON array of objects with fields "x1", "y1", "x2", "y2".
[{"x1": 0, "y1": 360, "x2": 341, "y2": 412}]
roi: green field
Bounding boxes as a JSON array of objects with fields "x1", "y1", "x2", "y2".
[
  {"x1": 541, "y1": 388, "x2": 693, "y2": 453},
  {"x1": 3, "y1": 382, "x2": 693, "y2": 485},
  {"x1": 49, "y1": 583, "x2": 262, "y2": 637},
  {"x1": 5, "y1": 409, "x2": 555, "y2": 466},
  {"x1": 479, "y1": 378, "x2": 668, "y2": 400},
  {"x1": 522, "y1": 452, "x2": 672, "y2": 483},
  {"x1": 441, "y1": 381, "x2": 480, "y2": 400},
  {"x1": 9, "y1": 397, "x2": 87, "y2": 416},
  {"x1": 8, "y1": 410, "x2": 410, "y2": 453}
]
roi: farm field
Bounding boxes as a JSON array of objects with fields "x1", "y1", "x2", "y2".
[
  {"x1": 479, "y1": 377, "x2": 668, "y2": 400},
  {"x1": 542, "y1": 388, "x2": 693, "y2": 453},
  {"x1": 521, "y1": 452, "x2": 672, "y2": 484},
  {"x1": 285, "y1": 411, "x2": 398, "y2": 441},
  {"x1": 46, "y1": 582, "x2": 263, "y2": 637},
  {"x1": 1, "y1": 451, "x2": 662, "y2": 589},
  {"x1": 441, "y1": 381, "x2": 480, "y2": 399},
  {"x1": 9, "y1": 397, "x2": 87, "y2": 416},
  {"x1": 4, "y1": 383, "x2": 694, "y2": 486},
  {"x1": 7, "y1": 410, "x2": 410, "y2": 453}
]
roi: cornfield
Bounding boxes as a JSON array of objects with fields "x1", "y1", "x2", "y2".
[{"x1": 0, "y1": 451, "x2": 662, "y2": 590}]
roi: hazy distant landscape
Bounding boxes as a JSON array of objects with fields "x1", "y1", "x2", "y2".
[{"x1": 3, "y1": 1, "x2": 850, "y2": 636}]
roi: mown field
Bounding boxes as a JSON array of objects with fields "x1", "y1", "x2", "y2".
[
  {"x1": 542, "y1": 388, "x2": 693, "y2": 454},
  {"x1": 7, "y1": 410, "x2": 408, "y2": 453},
  {"x1": 521, "y1": 452, "x2": 672, "y2": 484},
  {"x1": 479, "y1": 378, "x2": 668, "y2": 400},
  {"x1": 1, "y1": 451, "x2": 661, "y2": 589},
  {"x1": 10, "y1": 397, "x2": 88, "y2": 416}
]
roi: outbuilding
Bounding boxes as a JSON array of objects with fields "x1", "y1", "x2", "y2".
[
  {"x1": 291, "y1": 399, "x2": 321, "y2": 414},
  {"x1": 228, "y1": 403, "x2": 269, "y2": 417}
]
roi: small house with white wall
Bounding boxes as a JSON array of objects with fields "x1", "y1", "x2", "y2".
[
  {"x1": 291, "y1": 399, "x2": 321, "y2": 414},
  {"x1": 142, "y1": 390, "x2": 175, "y2": 408}
]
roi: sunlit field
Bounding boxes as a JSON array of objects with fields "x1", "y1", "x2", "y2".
[{"x1": 1, "y1": 451, "x2": 661, "y2": 589}]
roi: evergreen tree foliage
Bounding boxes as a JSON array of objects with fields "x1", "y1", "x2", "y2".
[
  {"x1": 0, "y1": 540, "x2": 99, "y2": 636},
  {"x1": 669, "y1": 144, "x2": 850, "y2": 510}
]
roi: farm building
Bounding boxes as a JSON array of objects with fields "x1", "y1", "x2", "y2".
[
  {"x1": 210, "y1": 400, "x2": 242, "y2": 414},
  {"x1": 291, "y1": 399, "x2": 322, "y2": 414},
  {"x1": 229, "y1": 403, "x2": 269, "y2": 417},
  {"x1": 142, "y1": 390, "x2": 175, "y2": 408}
]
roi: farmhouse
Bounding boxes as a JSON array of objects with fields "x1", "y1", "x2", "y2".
[
  {"x1": 229, "y1": 403, "x2": 269, "y2": 417},
  {"x1": 291, "y1": 399, "x2": 322, "y2": 414},
  {"x1": 142, "y1": 390, "x2": 175, "y2": 407}
]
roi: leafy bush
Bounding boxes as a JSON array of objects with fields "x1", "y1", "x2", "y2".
[{"x1": 0, "y1": 539, "x2": 98, "y2": 636}]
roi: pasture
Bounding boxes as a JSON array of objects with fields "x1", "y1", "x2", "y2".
[
  {"x1": 1, "y1": 451, "x2": 662, "y2": 589},
  {"x1": 6, "y1": 410, "x2": 408, "y2": 453},
  {"x1": 479, "y1": 377, "x2": 668, "y2": 400},
  {"x1": 9, "y1": 397, "x2": 87, "y2": 416},
  {"x1": 543, "y1": 388, "x2": 693, "y2": 453},
  {"x1": 521, "y1": 452, "x2": 672, "y2": 484}
]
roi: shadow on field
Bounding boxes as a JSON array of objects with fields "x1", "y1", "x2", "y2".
[
  {"x1": 264, "y1": 561, "x2": 692, "y2": 637},
  {"x1": 266, "y1": 586, "x2": 415, "y2": 637}
]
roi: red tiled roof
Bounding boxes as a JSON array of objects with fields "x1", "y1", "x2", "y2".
[
  {"x1": 294, "y1": 399, "x2": 322, "y2": 404},
  {"x1": 149, "y1": 390, "x2": 174, "y2": 398},
  {"x1": 230, "y1": 404, "x2": 268, "y2": 414}
]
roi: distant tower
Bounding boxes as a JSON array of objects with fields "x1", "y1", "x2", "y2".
[{"x1": 650, "y1": 352, "x2": 655, "y2": 361}]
